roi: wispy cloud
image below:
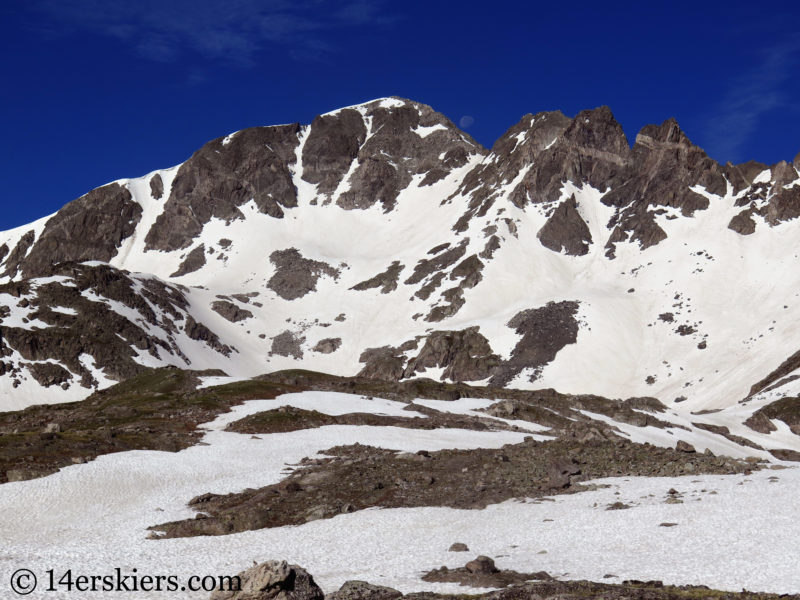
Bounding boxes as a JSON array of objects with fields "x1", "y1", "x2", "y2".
[
  {"x1": 704, "y1": 38, "x2": 800, "y2": 163},
  {"x1": 27, "y1": 0, "x2": 391, "y2": 65}
]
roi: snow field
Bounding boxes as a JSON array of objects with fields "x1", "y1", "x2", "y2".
[{"x1": 0, "y1": 392, "x2": 798, "y2": 598}]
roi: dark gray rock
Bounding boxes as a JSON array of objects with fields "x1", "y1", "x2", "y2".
[
  {"x1": 15, "y1": 183, "x2": 141, "y2": 279},
  {"x1": 312, "y1": 338, "x2": 341, "y2": 354},
  {"x1": 271, "y1": 331, "x2": 304, "y2": 359},
  {"x1": 405, "y1": 239, "x2": 468, "y2": 286},
  {"x1": 723, "y1": 160, "x2": 768, "y2": 194},
  {"x1": 171, "y1": 245, "x2": 207, "y2": 277},
  {"x1": 26, "y1": 362, "x2": 72, "y2": 388},
  {"x1": 448, "y1": 542, "x2": 469, "y2": 552},
  {"x1": 0, "y1": 263, "x2": 200, "y2": 388},
  {"x1": 452, "y1": 110, "x2": 572, "y2": 231},
  {"x1": 490, "y1": 301, "x2": 581, "y2": 387},
  {"x1": 302, "y1": 109, "x2": 367, "y2": 195},
  {"x1": 149, "y1": 173, "x2": 164, "y2": 199},
  {"x1": 465, "y1": 556, "x2": 499, "y2": 574},
  {"x1": 146, "y1": 124, "x2": 301, "y2": 252},
  {"x1": 727, "y1": 210, "x2": 756, "y2": 235},
  {"x1": 6, "y1": 467, "x2": 59, "y2": 482},
  {"x1": 537, "y1": 195, "x2": 593, "y2": 256},
  {"x1": 357, "y1": 346, "x2": 407, "y2": 381},
  {"x1": 425, "y1": 287, "x2": 466, "y2": 322},
  {"x1": 184, "y1": 315, "x2": 233, "y2": 356},
  {"x1": 603, "y1": 119, "x2": 725, "y2": 257},
  {"x1": 335, "y1": 99, "x2": 485, "y2": 212},
  {"x1": 547, "y1": 457, "x2": 581, "y2": 489},
  {"x1": 326, "y1": 581, "x2": 401, "y2": 600},
  {"x1": 212, "y1": 300, "x2": 254, "y2": 323},
  {"x1": 268, "y1": 249, "x2": 340, "y2": 300},
  {"x1": 764, "y1": 183, "x2": 800, "y2": 226},
  {"x1": 1, "y1": 230, "x2": 36, "y2": 278},
  {"x1": 769, "y1": 448, "x2": 800, "y2": 462},
  {"x1": 744, "y1": 411, "x2": 777, "y2": 434},
  {"x1": 350, "y1": 262, "x2": 404, "y2": 294},
  {"x1": 404, "y1": 327, "x2": 500, "y2": 381},
  {"x1": 449, "y1": 254, "x2": 484, "y2": 289}
]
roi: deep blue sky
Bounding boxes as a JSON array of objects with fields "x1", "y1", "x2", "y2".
[{"x1": 2, "y1": 1, "x2": 799, "y2": 230}]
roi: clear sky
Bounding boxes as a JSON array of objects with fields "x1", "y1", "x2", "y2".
[{"x1": 1, "y1": 1, "x2": 799, "y2": 230}]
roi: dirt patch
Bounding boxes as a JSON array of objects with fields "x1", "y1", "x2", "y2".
[
  {"x1": 0, "y1": 368, "x2": 293, "y2": 484},
  {"x1": 224, "y1": 403, "x2": 521, "y2": 435}
]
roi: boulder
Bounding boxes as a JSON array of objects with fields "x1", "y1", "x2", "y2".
[
  {"x1": 326, "y1": 580, "x2": 401, "y2": 600},
  {"x1": 464, "y1": 556, "x2": 499, "y2": 574},
  {"x1": 448, "y1": 542, "x2": 469, "y2": 552},
  {"x1": 210, "y1": 560, "x2": 323, "y2": 600}
]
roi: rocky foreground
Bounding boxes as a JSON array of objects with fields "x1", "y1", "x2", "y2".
[{"x1": 209, "y1": 559, "x2": 798, "y2": 600}]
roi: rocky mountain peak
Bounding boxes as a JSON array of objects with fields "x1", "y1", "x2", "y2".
[
  {"x1": 771, "y1": 160, "x2": 799, "y2": 187},
  {"x1": 490, "y1": 111, "x2": 571, "y2": 156},
  {"x1": 302, "y1": 97, "x2": 485, "y2": 212},
  {"x1": 3, "y1": 98, "x2": 800, "y2": 415},
  {"x1": 561, "y1": 106, "x2": 630, "y2": 158},
  {"x1": 634, "y1": 117, "x2": 693, "y2": 148}
]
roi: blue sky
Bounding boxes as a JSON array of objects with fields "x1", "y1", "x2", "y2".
[{"x1": 1, "y1": 1, "x2": 799, "y2": 230}]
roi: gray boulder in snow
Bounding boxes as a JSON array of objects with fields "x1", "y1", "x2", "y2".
[{"x1": 210, "y1": 560, "x2": 323, "y2": 600}]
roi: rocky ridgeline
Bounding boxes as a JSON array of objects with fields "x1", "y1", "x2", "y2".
[{"x1": 1, "y1": 97, "x2": 799, "y2": 406}]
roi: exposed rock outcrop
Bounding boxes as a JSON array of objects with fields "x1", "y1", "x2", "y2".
[
  {"x1": 145, "y1": 124, "x2": 301, "y2": 252},
  {"x1": 209, "y1": 560, "x2": 323, "y2": 600},
  {"x1": 149, "y1": 173, "x2": 164, "y2": 199},
  {"x1": 15, "y1": 183, "x2": 141, "y2": 278},
  {"x1": 490, "y1": 301, "x2": 581, "y2": 387},
  {"x1": 537, "y1": 195, "x2": 593, "y2": 255},
  {"x1": 267, "y1": 249, "x2": 340, "y2": 300},
  {"x1": 212, "y1": 300, "x2": 254, "y2": 323},
  {"x1": 312, "y1": 338, "x2": 341, "y2": 354},
  {"x1": 403, "y1": 327, "x2": 500, "y2": 381},
  {"x1": 171, "y1": 244, "x2": 207, "y2": 277},
  {"x1": 351, "y1": 262, "x2": 404, "y2": 293}
]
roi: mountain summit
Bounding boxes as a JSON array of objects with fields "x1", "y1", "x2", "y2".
[{"x1": 1, "y1": 97, "x2": 799, "y2": 415}]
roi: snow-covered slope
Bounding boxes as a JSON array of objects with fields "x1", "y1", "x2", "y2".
[
  {"x1": 1, "y1": 97, "x2": 800, "y2": 417},
  {"x1": 2, "y1": 389, "x2": 800, "y2": 598}
]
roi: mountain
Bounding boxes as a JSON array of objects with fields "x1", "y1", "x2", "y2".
[{"x1": 1, "y1": 96, "x2": 800, "y2": 420}]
